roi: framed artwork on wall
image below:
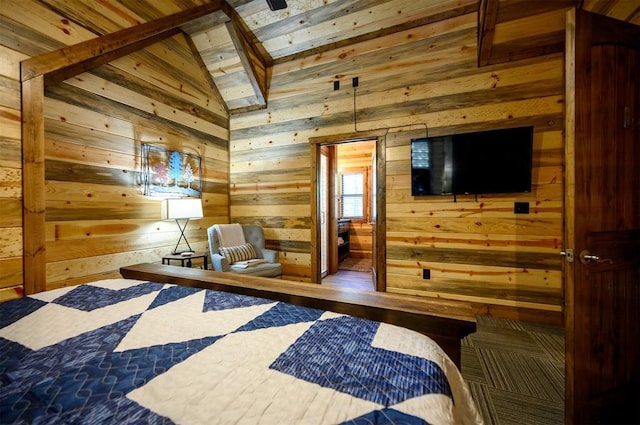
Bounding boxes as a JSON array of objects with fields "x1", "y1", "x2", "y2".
[{"x1": 141, "y1": 143, "x2": 202, "y2": 197}]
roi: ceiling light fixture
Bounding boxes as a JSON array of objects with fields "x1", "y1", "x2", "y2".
[{"x1": 266, "y1": 0, "x2": 287, "y2": 11}]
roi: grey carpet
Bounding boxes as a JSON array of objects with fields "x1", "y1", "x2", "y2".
[{"x1": 461, "y1": 316, "x2": 565, "y2": 425}]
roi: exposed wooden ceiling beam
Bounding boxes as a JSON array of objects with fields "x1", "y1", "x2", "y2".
[
  {"x1": 21, "y1": 0, "x2": 223, "y2": 86},
  {"x1": 497, "y1": 0, "x2": 577, "y2": 22},
  {"x1": 478, "y1": 0, "x2": 579, "y2": 67},
  {"x1": 224, "y1": 20, "x2": 267, "y2": 110},
  {"x1": 183, "y1": 33, "x2": 230, "y2": 116},
  {"x1": 478, "y1": 0, "x2": 499, "y2": 67},
  {"x1": 222, "y1": 1, "x2": 273, "y2": 66},
  {"x1": 221, "y1": 1, "x2": 270, "y2": 111}
]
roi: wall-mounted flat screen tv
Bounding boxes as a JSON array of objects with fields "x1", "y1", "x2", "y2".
[{"x1": 411, "y1": 126, "x2": 533, "y2": 196}]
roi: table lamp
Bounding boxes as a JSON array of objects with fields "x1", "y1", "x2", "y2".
[{"x1": 162, "y1": 198, "x2": 203, "y2": 254}]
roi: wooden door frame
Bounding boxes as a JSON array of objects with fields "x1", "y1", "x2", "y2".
[{"x1": 309, "y1": 130, "x2": 386, "y2": 291}]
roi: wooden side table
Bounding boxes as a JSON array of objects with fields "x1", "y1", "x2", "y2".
[{"x1": 162, "y1": 252, "x2": 208, "y2": 269}]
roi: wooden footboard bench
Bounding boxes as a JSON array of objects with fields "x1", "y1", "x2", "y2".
[{"x1": 120, "y1": 263, "x2": 476, "y2": 367}]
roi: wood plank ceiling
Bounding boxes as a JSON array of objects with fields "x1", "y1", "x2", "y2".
[{"x1": 31, "y1": 0, "x2": 640, "y2": 114}]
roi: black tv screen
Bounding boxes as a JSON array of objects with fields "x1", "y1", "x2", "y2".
[{"x1": 411, "y1": 126, "x2": 533, "y2": 196}]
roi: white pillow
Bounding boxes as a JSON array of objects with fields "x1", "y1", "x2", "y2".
[{"x1": 219, "y1": 243, "x2": 257, "y2": 264}]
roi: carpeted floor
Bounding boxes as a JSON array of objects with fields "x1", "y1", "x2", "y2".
[
  {"x1": 338, "y1": 257, "x2": 372, "y2": 272},
  {"x1": 461, "y1": 316, "x2": 565, "y2": 425}
]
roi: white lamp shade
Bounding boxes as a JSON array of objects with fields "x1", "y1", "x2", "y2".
[{"x1": 161, "y1": 198, "x2": 203, "y2": 220}]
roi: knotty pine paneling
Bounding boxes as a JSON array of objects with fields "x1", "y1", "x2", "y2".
[
  {"x1": 3, "y1": 2, "x2": 565, "y2": 322},
  {"x1": 0, "y1": 0, "x2": 229, "y2": 300},
  {"x1": 230, "y1": 11, "x2": 564, "y2": 322},
  {"x1": 0, "y1": 44, "x2": 24, "y2": 300},
  {"x1": 38, "y1": 83, "x2": 228, "y2": 285},
  {"x1": 349, "y1": 222, "x2": 373, "y2": 259},
  {"x1": 386, "y1": 124, "x2": 563, "y2": 323}
]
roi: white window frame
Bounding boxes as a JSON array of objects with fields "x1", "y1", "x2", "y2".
[{"x1": 339, "y1": 167, "x2": 371, "y2": 222}]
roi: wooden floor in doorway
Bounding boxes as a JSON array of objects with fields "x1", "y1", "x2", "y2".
[{"x1": 321, "y1": 269, "x2": 374, "y2": 291}]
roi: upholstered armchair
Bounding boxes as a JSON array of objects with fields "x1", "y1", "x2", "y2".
[{"x1": 207, "y1": 224, "x2": 282, "y2": 278}]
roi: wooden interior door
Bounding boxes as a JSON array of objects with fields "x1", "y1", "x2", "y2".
[
  {"x1": 326, "y1": 146, "x2": 338, "y2": 275},
  {"x1": 320, "y1": 148, "x2": 330, "y2": 277},
  {"x1": 565, "y1": 10, "x2": 640, "y2": 424},
  {"x1": 371, "y1": 152, "x2": 377, "y2": 285}
]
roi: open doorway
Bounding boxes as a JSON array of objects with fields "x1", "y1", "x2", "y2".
[
  {"x1": 320, "y1": 141, "x2": 376, "y2": 290},
  {"x1": 309, "y1": 130, "x2": 386, "y2": 292}
]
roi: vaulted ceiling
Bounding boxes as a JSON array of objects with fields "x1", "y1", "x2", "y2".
[{"x1": 28, "y1": 0, "x2": 640, "y2": 114}]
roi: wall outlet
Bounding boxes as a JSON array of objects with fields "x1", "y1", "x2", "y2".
[
  {"x1": 514, "y1": 202, "x2": 530, "y2": 214},
  {"x1": 423, "y1": 269, "x2": 431, "y2": 280}
]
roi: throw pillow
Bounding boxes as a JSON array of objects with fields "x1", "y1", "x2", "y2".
[{"x1": 219, "y1": 243, "x2": 257, "y2": 264}]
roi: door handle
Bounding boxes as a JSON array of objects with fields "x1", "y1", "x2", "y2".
[{"x1": 579, "y1": 250, "x2": 613, "y2": 265}]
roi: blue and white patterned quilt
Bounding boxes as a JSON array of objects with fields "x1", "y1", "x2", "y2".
[{"x1": 0, "y1": 279, "x2": 482, "y2": 424}]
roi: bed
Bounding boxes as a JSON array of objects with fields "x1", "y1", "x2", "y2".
[{"x1": 1, "y1": 267, "x2": 482, "y2": 424}]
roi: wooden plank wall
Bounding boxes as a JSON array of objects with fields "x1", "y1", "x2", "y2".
[
  {"x1": 1, "y1": 3, "x2": 565, "y2": 323},
  {"x1": 0, "y1": 0, "x2": 229, "y2": 301},
  {"x1": 337, "y1": 142, "x2": 374, "y2": 259},
  {"x1": 0, "y1": 41, "x2": 24, "y2": 301},
  {"x1": 230, "y1": 12, "x2": 564, "y2": 323}
]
